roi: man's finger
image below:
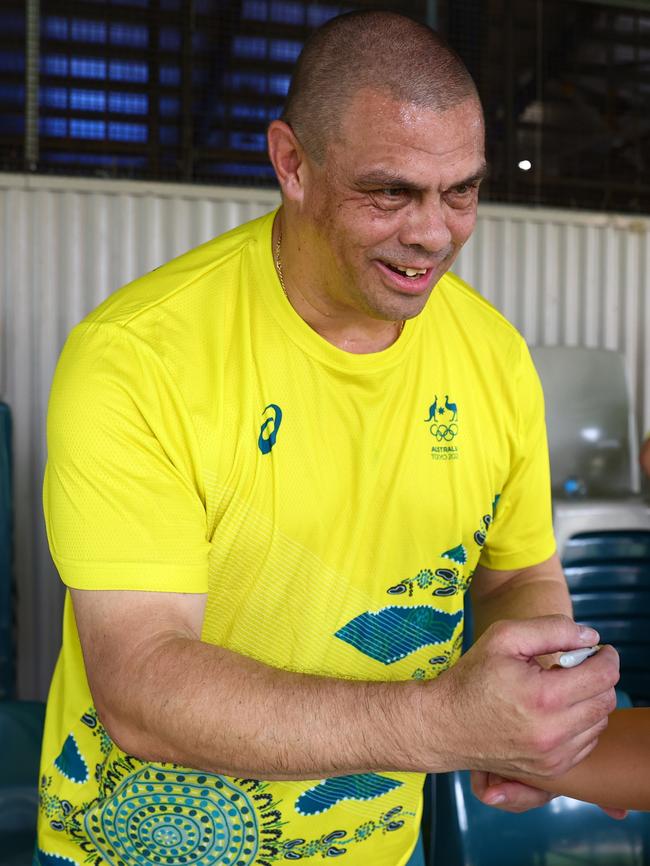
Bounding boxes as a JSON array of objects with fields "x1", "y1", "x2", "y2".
[
  {"x1": 505, "y1": 717, "x2": 607, "y2": 782},
  {"x1": 544, "y1": 645, "x2": 620, "y2": 708},
  {"x1": 493, "y1": 615, "x2": 599, "y2": 659},
  {"x1": 544, "y1": 714, "x2": 611, "y2": 774}
]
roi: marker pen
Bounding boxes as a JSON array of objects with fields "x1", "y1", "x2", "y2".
[{"x1": 558, "y1": 645, "x2": 601, "y2": 668}]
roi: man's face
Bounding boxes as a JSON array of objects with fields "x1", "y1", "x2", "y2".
[{"x1": 298, "y1": 89, "x2": 486, "y2": 323}]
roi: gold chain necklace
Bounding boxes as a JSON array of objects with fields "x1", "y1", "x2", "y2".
[
  {"x1": 274, "y1": 232, "x2": 288, "y2": 298},
  {"x1": 274, "y1": 231, "x2": 405, "y2": 339}
]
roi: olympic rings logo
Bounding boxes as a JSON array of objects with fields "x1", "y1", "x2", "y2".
[{"x1": 429, "y1": 422, "x2": 458, "y2": 441}]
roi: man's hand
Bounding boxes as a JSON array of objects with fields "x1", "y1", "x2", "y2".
[
  {"x1": 471, "y1": 771, "x2": 628, "y2": 819},
  {"x1": 427, "y1": 614, "x2": 620, "y2": 780}
]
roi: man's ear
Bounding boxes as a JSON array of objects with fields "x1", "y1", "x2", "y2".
[{"x1": 267, "y1": 120, "x2": 309, "y2": 204}]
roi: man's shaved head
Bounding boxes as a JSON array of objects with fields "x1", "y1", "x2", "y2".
[{"x1": 281, "y1": 10, "x2": 480, "y2": 162}]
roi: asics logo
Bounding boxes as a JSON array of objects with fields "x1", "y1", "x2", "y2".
[{"x1": 258, "y1": 403, "x2": 283, "y2": 454}]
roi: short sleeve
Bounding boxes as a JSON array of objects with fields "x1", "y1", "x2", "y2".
[
  {"x1": 479, "y1": 338, "x2": 557, "y2": 571},
  {"x1": 43, "y1": 322, "x2": 211, "y2": 591}
]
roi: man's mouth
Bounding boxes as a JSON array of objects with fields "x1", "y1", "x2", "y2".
[
  {"x1": 382, "y1": 262, "x2": 430, "y2": 278},
  {"x1": 373, "y1": 259, "x2": 435, "y2": 295}
]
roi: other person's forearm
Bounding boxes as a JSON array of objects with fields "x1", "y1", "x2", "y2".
[{"x1": 512, "y1": 708, "x2": 650, "y2": 811}]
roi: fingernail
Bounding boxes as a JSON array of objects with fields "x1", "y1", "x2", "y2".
[
  {"x1": 486, "y1": 793, "x2": 506, "y2": 805},
  {"x1": 578, "y1": 625, "x2": 599, "y2": 643}
]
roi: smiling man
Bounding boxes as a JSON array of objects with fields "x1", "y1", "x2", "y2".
[
  {"x1": 38, "y1": 11, "x2": 620, "y2": 866},
  {"x1": 269, "y1": 88, "x2": 486, "y2": 351}
]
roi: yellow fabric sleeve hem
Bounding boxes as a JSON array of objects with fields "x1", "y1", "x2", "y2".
[
  {"x1": 479, "y1": 536, "x2": 557, "y2": 572},
  {"x1": 53, "y1": 558, "x2": 208, "y2": 593}
]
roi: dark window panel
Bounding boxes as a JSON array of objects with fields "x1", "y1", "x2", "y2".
[
  {"x1": 159, "y1": 95, "x2": 180, "y2": 116},
  {"x1": 0, "y1": 52, "x2": 25, "y2": 73},
  {"x1": 1, "y1": 115, "x2": 25, "y2": 135},
  {"x1": 0, "y1": 84, "x2": 26, "y2": 106},
  {"x1": 446, "y1": 0, "x2": 650, "y2": 214},
  {"x1": 0, "y1": 9, "x2": 26, "y2": 35},
  {"x1": 159, "y1": 27, "x2": 181, "y2": 50},
  {"x1": 6, "y1": 0, "x2": 646, "y2": 214},
  {"x1": 13, "y1": 0, "x2": 410, "y2": 181}
]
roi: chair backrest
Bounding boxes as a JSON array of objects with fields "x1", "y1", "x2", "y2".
[
  {"x1": 0, "y1": 402, "x2": 13, "y2": 699},
  {"x1": 563, "y1": 529, "x2": 650, "y2": 706}
]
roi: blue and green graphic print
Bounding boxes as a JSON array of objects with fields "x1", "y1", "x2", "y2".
[{"x1": 37, "y1": 709, "x2": 415, "y2": 865}]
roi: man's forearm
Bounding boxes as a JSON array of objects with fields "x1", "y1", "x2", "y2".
[
  {"x1": 100, "y1": 634, "x2": 432, "y2": 779},
  {"x1": 77, "y1": 584, "x2": 618, "y2": 786},
  {"x1": 470, "y1": 554, "x2": 573, "y2": 640}
]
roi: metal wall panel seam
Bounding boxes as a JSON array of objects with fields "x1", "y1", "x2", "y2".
[
  {"x1": 542, "y1": 222, "x2": 560, "y2": 346},
  {"x1": 455, "y1": 215, "x2": 476, "y2": 289},
  {"x1": 92, "y1": 193, "x2": 110, "y2": 313},
  {"x1": 582, "y1": 225, "x2": 600, "y2": 348},
  {"x1": 622, "y1": 233, "x2": 639, "y2": 414},
  {"x1": 522, "y1": 220, "x2": 541, "y2": 345},
  {"x1": 637, "y1": 239, "x2": 650, "y2": 434},
  {"x1": 514, "y1": 221, "x2": 527, "y2": 333},
  {"x1": 562, "y1": 223, "x2": 580, "y2": 347},
  {"x1": 478, "y1": 217, "x2": 497, "y2": 307},
  {"x1": 603, "y1": 229, "x2": 621, "y2": 351}
]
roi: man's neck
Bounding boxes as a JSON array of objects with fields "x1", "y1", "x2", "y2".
[{"x1": 272, "y1": 216, "x2": 404, "y2": 354}]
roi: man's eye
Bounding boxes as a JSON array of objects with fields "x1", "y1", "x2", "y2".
[
  {"x1": 368, "y1": 187, "x2": 410, "y2": 209},
  {"x1": 379, "y1": 188, "x2": 407, "y2": 198},
  {"x1": 446, "y1": 183, "x2": 480, "y2": 207}
]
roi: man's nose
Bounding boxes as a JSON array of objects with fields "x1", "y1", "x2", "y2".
[{"x1": 398, "y1": 202, "x2": 453, "y2": 254}]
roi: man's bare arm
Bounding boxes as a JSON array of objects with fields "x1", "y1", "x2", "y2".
[
  {"x1": 72, "y1": 587, "x2": 426, "y2": 780},
  {"x1": 470, "y1": 552, "x2": 573, "y2": 638},
  {"x1": 71, "y1": 586, "x2": 618, "y2": 783}
]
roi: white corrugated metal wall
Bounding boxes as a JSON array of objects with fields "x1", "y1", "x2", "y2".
[
  {"x1": 1, "y1": 173, "x2": 281, "y2": 699},
  {"x1": 1, "y1": 171, "x2": 649, "y2": 699}
]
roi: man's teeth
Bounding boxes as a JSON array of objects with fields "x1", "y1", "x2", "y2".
[{"x1": 392, "y1": 265, "x2": 428, "y2": 277}]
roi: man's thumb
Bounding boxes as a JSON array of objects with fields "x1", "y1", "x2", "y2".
[{"x1": 496, "y1": 614, "x2": 599, "y2": 659}]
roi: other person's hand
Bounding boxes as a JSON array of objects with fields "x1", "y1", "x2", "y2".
[
  {"x1": 471, "y1": 770, "x2": 628, "y2": 819},
  {"x1": 429, "y1": 615, "x2": 619, "y2": 780},
  {"x1": 471, "y1": 770, "x2": 554, "y2": 812}
]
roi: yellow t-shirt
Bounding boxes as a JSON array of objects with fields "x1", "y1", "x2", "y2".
[{"x1": 39, "y1": 209, "x2": 556, "y2": 866}]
